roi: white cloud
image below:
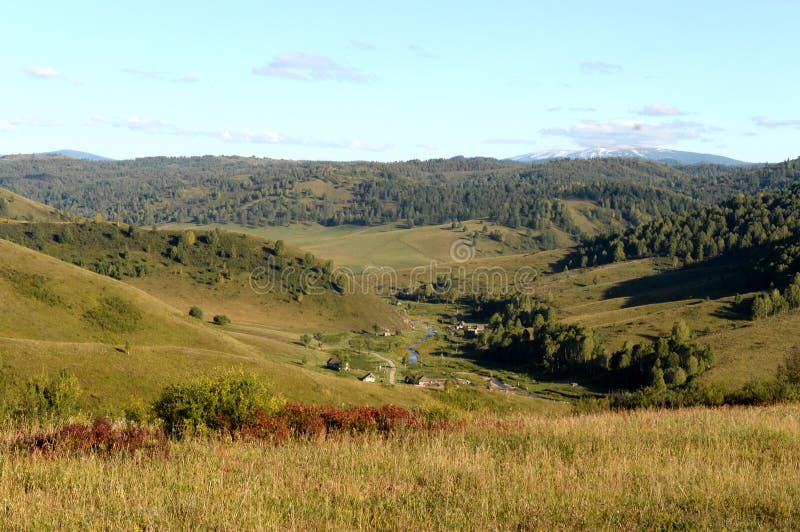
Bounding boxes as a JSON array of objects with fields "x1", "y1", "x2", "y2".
[
  {"x1": 113, "y1": 115, "x2": 170, "y2": 132},
  {"x1": 124, "y1": 68, "x2": 199, "y2": 83},
  {"x1": 253, "y1": 53, "x2": 368, "y2": 82},
  {"x1": 350, "y1": 39, "x2": 376, "y2": 51},
  {"x1": 238, "y1": 130, "x2": 284, "y2": 144},
  {"x1": 542, "y1": 119, "x2": 715, "y2": 147},
  {"x1": 753, "y1": 116, "x2": 800, "y2": 128},
  {"x1": 580, "y1": 61, "x2": 622, "y2": 75},
  {"x1": 92, "y1": 115, "x2": 390, "y2": 152},
  {"x1": 637, "y1": 103, "x2": 685, "y2": 116},
  {"x1": 22, "y1": 66, "x2": 61, "y2": 79},
  {"x1": 0, "y1": 117, "x2": 58, "y2": 130}
]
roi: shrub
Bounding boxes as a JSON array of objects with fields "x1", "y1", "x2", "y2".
[
  {"x1": 14, "y1": 370, "x2": 82, "y2": 421},
  {"x1": 19, "y1": 418, "x2": 167, "y2": 457},
  {"x1": 777, "y1": 347, "x2": 800, "y2": 384},
  {"x1": 188, "y1": 306, "x2": 204, "y2": 319},
  {"x1": 212, "y1": 314, "x2": 231, "y2": 325},
  {"x1": 152, "y1": 371, "x2": 285, "y2": 438}
]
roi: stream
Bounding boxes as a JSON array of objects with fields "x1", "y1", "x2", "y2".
[{"x1": 406, "y1": 321, "x2": 436, "y2": 364}]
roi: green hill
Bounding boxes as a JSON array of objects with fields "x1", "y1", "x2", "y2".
[
  {"x1": 0, "y1": 187, "x2": 68, "y2": 222},
  {"x1": 0, "y1": 234, "x2": 563, "y2": 415}
]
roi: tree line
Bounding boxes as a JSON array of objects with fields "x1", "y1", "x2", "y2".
[{"x1": 475, "y1": 294, "x2": 713, "y2": 391}]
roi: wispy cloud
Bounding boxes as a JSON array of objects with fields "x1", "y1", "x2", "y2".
[
  {"x1": 21, "y1": 65, "x2": 80, "y2": 85},
  {"x1": 22, "y1": 66, "x2": 61, "y2": 79},
  {"x1": 416, "y1": 143, "x2": 438, "y2": 150},
  {"x1": 542, "y1": 119, "x2": 715, "y2": 147},
  {"x1": 91, "y1": 115, "x2": 391, "y2": 152},
  {"x1": 753, "y1": 116, "x2": 800, "y2": 128},
  {"x1": 580, "y1": 61, "x2": 622, "y2": 75},
  {"x1": 484, "y1": 138, "x2": 535, "y2": 146},
  {"x1": 409, "y1": 44, "x2": 437, "y2": 59},
  {"x1": 124, "y1": 68, "x2": 199, "y2": 83},
  {"x1": 0, "y1": 117, "x2": 59, "y2": 131},
  {"x1": 253, "y1": 53, "x2": 369, "y2": 82},
  {"x1": 548, "y1": 106, "x2": 598, "y2": 113},
  {"x1": 637, "y1": 103, "x2": 685, "y2": 116},
  {"x1": 112, "y1": 115, "x2": 171, "y2": 132},
  {"x1": 350, "y1": 39, "x2": 376, "y2": 51}
]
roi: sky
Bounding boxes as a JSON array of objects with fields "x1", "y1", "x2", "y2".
[{"x1": 1, "y1": 0, "x2": 799, "y2": 162}]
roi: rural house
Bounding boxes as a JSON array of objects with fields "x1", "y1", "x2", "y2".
[{"x1": 360, "y1": 373, "x2": 376, "y2": 383}]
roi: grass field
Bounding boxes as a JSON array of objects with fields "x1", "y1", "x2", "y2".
[
  {"x1": 0, "y1": 187, "x2": 67, "y2": 222},
  {"x1": 2, "y1": 404, "x2": 799, "y2": 529},
  {"x1": 163, "y1": 220, "x2": 566, "y2": 270}
]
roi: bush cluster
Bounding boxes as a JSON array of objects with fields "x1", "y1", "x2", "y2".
[
  {"x1": 152, "y1": 372, "x2": 285, "y2": 438},
  {"x1": 18, "y1": 418, "x2": 167, "y2": 457}
]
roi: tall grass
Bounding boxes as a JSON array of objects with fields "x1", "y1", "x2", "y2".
[{"x1": 1, "y1": 405, "x2": 799, "y2": 529}]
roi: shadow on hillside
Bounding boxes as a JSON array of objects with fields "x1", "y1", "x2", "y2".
[{"x1": 603, "y1": 257, "x2": 755, "y2": 313}]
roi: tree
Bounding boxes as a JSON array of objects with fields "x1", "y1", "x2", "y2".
[
  {"x1": 189, "y1": 306, "x2": 203, "y2": 319},
  {"x1": 777, "y1": 347, "x2": 800, "y2": 384},
  {"x1": 649, "y1": 367, "x2": 667, "y2": 394},
  {"x1": 300, "y1": 334, "x2": 312, "y2": 347},
  {"x1": 0, "y1": 197, "x2": 7, "y2": 216},
  {"x1": 313, "y1": 332, "x2": 324, "y2": 348},
  {"x1": 184, "y1": 230, "x2": 197, "y2": 246},
  {"x1": 671, "y1": 320, "x2": 691, "y2": 343},
  {"x1": 213, "y1": 315, "x2": 231, "y2": 325}
]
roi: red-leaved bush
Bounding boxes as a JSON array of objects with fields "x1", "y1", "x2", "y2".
[
  {"x1": 18, "y1": 418, "x2": 168, "y2": 457},
  {"x1": 239, "y1": 403, "x2": 436, "y2": 443}
]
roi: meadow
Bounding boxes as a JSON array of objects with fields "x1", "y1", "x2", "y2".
[{"x1": 2, "y1": 405, "x2": 798, "y2": 529}]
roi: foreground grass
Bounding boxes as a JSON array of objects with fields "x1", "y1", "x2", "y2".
[{"x1": 2, "y1": 405, "x2": 799, "y2": 529}]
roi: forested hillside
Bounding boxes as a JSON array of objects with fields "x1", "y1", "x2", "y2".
[
  {"x1": 0, "y1": 154, "x2": 768, "y2": 233},
  {"x1": 572, "y1": 183, "x2": 800, "y2": 272}
]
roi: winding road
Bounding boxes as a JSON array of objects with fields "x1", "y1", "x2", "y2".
[{"x1": 370, "y1": 351, "x2": 397, "y2": 384}]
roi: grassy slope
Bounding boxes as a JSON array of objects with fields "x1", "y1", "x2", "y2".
[
  {"x1": 163, "y1": 220, "x2": 569, "y2": 270},
  {"x1": 453, "y1": 251, "x2": 796, "y2": 386},
  {"x1": 2, "y1": 405, "x2": 798, "y2": 529},
  {"x1": 0, "y1": 239, "x2": 562, "y2": 415},
  {"x1": 0, "y1": 187, "x2": 67, "y2": 222}
]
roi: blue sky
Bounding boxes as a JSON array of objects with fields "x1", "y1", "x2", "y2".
[{"x1": 2, "y1": 0, "x2": 799, "y2": 162}]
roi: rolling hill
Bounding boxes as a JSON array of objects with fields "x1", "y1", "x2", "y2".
[{"x1": 0, "y1": 187, "x2": 68, "y2": 222}]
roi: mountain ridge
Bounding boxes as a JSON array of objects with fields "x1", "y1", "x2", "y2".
[{"x1": 509, "y1": 147, "x2": 752, "y2": 166}]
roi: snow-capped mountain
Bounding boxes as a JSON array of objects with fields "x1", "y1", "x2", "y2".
[{"x1": 508, "y1": 147, "x2": 751, "y2": 166}]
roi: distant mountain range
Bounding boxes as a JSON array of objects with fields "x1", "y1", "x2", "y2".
[
  {"x1": 42, "y1": 150, "x2": 111, "y2": 161},
  {"x1": 508, "y1": 147, "x2": 752, "y2": 166}
]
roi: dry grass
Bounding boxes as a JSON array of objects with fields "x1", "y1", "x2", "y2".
[
  {"x1": 0, "y1": 187, "x2": 67, "y2": 222},
  {"x1": 1, "y1": 404, "x2": 798, "y2": 529}
]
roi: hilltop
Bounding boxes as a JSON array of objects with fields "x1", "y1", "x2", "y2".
[{"x1": 0, "y1": 187, "x2": 69, "y2": 222}]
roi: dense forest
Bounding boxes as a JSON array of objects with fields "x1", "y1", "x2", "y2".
[
  {"x1": 4, "y1": 154, "x2": 796, "y2": 234},
  {"x1": 571, "y1": 183, "x2": 800, "y2": 270},
  {"x1": 475, "y1": 295, "x2": 713, "y2": 390}
]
